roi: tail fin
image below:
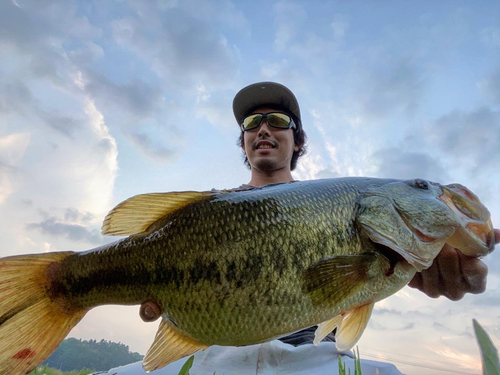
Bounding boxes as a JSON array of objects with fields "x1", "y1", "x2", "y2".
[{"x1": 0, "y1": 252, "x2": 88, "y2": 374}]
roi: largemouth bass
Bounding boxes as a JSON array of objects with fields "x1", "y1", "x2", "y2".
[{"x1": 0, "y1": 177, "x2": 495, "y2": 374}]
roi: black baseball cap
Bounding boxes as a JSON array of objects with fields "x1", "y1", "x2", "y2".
[{"x1": 232, "y1": 82, "x2": 302, "y2": 128}]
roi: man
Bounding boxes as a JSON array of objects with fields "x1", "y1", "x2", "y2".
[
  {"x1": 135, "y1": 81, "x2": 498, "y2": 372},
  {"x1": 231, "y1": 81, "x2": 499, "y2": 345},
  {"x1": 233, "y1": 81, "x2": 497, "y2": 302}
]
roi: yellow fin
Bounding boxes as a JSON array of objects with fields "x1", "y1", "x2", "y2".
[
  {"x1": 0, "y1": 252, "x2": 88, "y2": 374},
  {"x1": 313, "y1": 315, "x2": 343, "y2": 346},
  {"x1": 335, "y1": 302, "x2": 375, "y2": 351},
  {"x1": 102, "y1": 191, "x2": 211, "y2": 236},
  {"x1": 142, "y1": 319, "x2": 208, "y2": 372}
]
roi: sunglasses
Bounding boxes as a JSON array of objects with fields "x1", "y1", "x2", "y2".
[{"x1": 240, "y1": 112, "x2": 297, "y2": 131}]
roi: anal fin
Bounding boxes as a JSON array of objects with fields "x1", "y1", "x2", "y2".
[
  {"x1": 314, "y1": 315, "x2": 343, "y2": 346},
  {"x1": 143, "y1": 320, "x2": 208, "y2": 373},
  {"x1": 335, "y1": 302, "x2": 374, "y2": 351}
]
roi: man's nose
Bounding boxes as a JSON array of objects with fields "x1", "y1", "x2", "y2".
[{"x1": 258, "y1": 119, "x2": 271, "y2": 136}]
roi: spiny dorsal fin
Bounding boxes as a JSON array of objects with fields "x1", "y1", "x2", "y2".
[
  {"x1": 313, "y1": 315, "x2": 343, "y2": 346},
  {"x1": 303, "y1": 253, "x2": 378, "y2": 305},
  {"x1": 143, "y1": 319, "x2": 207, "y2": 373},
  {"x1": 102, "y1": 191, "x2": 211, "y2": 236},
  {"x1": 335, "y1": 302, "x2": 374, "y2": 351}
]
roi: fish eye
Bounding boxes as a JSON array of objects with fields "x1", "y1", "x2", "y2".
[{"x1": 412, "y1": 179, "x2": 430, "y2": 190}]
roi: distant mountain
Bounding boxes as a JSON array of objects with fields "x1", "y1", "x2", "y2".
[{"x1": 43, "y1": 338, "x2": 143, "y2": 372}]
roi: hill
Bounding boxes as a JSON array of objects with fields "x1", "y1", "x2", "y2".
[{"x1": 42, "y1": 338, "x2": 143, "y2": 371}]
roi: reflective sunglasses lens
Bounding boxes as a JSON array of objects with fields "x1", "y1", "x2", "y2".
[
  {"x1": 267, "y1": 113, "x2": 291, "y2": 128},
  {"x1": 242, "y1": 114, "x2": 263, "y2": 130}
]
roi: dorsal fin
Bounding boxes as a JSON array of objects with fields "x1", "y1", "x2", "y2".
[{"x1": 102, "y1": 191, "x2": 211, "y2": 236}]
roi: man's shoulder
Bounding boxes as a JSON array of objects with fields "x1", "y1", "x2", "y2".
[
  {"x1": 211, "y1": 184, "x2": 255, "y2": 193},
  {"x1": 212, "y1": 181, "x2": 298, "y2": 193}
]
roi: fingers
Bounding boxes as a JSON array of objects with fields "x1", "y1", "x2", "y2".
[
  {"x1": 457, "y1": 250, "x2": 488, "y2": 295},
  {"x1": 408, "y1": 272, "x2": 423, "y2": 290},
  {"x1": 436, "y1": 244, "x2": 466, "y2": 301},
  {"x1": 139, "y1": 301, "x2": 162, "y2": 322},
  {"x1": 494, "y1": 228, "x2": 500, "y2": 245},
  {"x1": 407, "y1": 244, "x2": 489, "y2": 301},
  {"x1": 420, "y1": 260, "x2": 442, "y2": 299}
]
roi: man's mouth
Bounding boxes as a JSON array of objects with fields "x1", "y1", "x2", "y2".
[{"x1": 254, "y1": 140, "x2": 277, "y2": 150}]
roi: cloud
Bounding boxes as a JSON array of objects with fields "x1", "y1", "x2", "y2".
[
  {"x1": 479, "y1": 67, "x2": 500, "y2": 105},
  {"x1": 330, "y1": 14, "x2": 349, "y2": 41},
  {"x1": 128, "y1": 133, "x2": 175, "y2": 161},
  {"x1": 0, "y1": 79, "x2": 33, "y2": 114},
  {"x1": 83, "y1": 72, "x2": 163, "y2": 119},
  {"x1": 373, "y1": 308, "x2": 403, "y2": 316},
  {"x1": 0, "y1": 1, "x2": 56, "y2": 48},
  {"x1": 26, "y1": 217, "x2": 104, "y2": 244},
  {"x1": 357, "y1": 58, "x2": 424, "y2": 120},
  {"x1": 195, "y1": 86, "x2": 235, "y2": 130},
  {"x1": 0, "y1": 132, "x2": 30, "y2": 204},
  {"x1": 111, "y1": 2, "x2": 239, "y2": 90},
  {"x1": 481, "y1": 27, "x2": 500, "y2": 47},
  {"x1": 0, "y1": 78, "x2": 84, "y2": 137},
  {"x1": 37, "y1": 110, "x2": 83, "y2": 137},
  {"x1": 293, "y1": 150, "x2": 327, "y2": 181},
  {"x1": 371, "y1": 148, "x2": 449, "y2": 181},
  {"x1": 273, "y1": 1, "x2": 308, "y2": 52},
  {"x1": 64, "y1": 208, "x2": 95, "y2": 225},
  {"x1": 428, "y1": 107, "x2": 500, "y2": 173}
]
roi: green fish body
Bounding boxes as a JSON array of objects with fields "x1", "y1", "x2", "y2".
[{"x1": 0, "y1": 177, "x2": 495, "y2": 374}]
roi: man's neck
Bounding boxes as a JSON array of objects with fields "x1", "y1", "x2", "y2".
[{"x1": 247, "y1": 168, "x2": 294, "y2": 187}]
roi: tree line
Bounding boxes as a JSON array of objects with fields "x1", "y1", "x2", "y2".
[{"x1": 43, "y1": 338, "x2": 143, "y2": 372}]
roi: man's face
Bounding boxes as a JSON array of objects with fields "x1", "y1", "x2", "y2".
[{"x1": 242, "y1": 107, "x2": 299, "y2": 173}]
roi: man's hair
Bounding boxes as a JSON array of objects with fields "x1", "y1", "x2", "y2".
[{"x1": 237, "y1": 106, "x2": 307, "y2": 171}]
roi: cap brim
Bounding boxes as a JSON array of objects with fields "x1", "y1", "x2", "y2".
[{"x1": 233, "y1": 82, "x2": 301, "y2": 126}]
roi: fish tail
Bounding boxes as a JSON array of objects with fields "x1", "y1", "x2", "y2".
[{"x1": 0, "y1": 251, "x2": 88, "y2": 374}]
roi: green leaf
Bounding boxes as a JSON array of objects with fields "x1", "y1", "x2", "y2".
[
  {"x1": 338, "y1": 356, "x2": 346, "y2": 375},
  {"x1": 178, "y1": 355, "x2": 195, "y2": 375},
  {"x1": 473, "y1": 319, "x2": 500, "y2": 375}
]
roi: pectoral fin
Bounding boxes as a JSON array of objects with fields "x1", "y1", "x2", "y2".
[
  {"x1": 142, "y1": 320, "x2": 208, "y2": 373},
  {"x1": 313, "y1": 315, "x2": 343, "y2": 346},
  {"x1": 102, "y1": 191, "x2": 211, "y2": 236},
  {"x1": 335, "y1": 303, "x2": 374, "y2": 351},
  {"x1": 303, "y1": 253, "x2": 378, "y2": 305}
]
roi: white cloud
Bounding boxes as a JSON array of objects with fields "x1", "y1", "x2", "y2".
[
  {"x1": 127, "y1": 132, "x2": 175, "y2": 162},
  {"x1": 293, "y1": 149, "x2": 327, "y2": 181},
  {"x1": 428, "y1": 107, "x2": 500, "y2": 173},
  {"x1": 273, "y1": 1, "x2": 307, "y2": 52},
  {"x1": 0, "y1": 132, "x2": 30, "y2": 204},
  {"x1": 0, "y1": 132, "x2": 30, "y2": 166},
  {"x1": 196, "y1": 85, "x2": 211, "y2": 103},
  {"x1": 330, "y1": 14, "x2": 349, "y2": 41},
  {"x1": 481, "y1": 27, "x2": 500, "y2": 47}
]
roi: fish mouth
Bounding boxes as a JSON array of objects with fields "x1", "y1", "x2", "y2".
[
  {"x1": 438, "y1": 184, "x2": 495, "y2": 257},
  {"x1": 253, "y1": 140, "x2": 277, "y2": 150}
]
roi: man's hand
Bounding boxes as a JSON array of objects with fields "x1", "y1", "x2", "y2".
[{"x1": 408, "y1": 228, "x2": 499, "y2": 301}]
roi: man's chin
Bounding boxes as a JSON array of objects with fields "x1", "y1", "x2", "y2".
[{"x1": 251, "y1": 159, "x2": 280, "y2": 172}]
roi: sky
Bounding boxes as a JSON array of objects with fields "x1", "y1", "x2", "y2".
[{"x1": 0, "y1": 0, "x2": 499, "y2": 374}]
